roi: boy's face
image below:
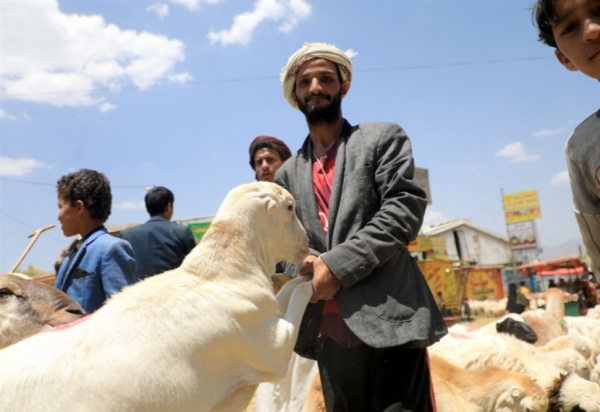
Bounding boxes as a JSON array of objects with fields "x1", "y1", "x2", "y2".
[
  {"x1": 551, "y1": 0, "x2": 600, "y2": 79},
  {"x1": 253, "y1": 148, "x2": 283, "y2": 182},
  {"x1": 57, "y1": 195, "x2": 83, "y2": 237}
]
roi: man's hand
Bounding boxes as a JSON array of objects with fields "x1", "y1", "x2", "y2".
[{"x1": 299, "y1": 255, "x2": 341, "y2": 303}]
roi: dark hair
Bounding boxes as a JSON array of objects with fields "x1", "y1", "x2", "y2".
[
  {"x1": 57, "y1": 169, "x2": 112, "y2": 222},
  {"x1": 145, "y1": 186, "x2": 174, "y2": 216},
  {"x1": 533, "y1": 0, "x2": 559, "y2": 48}
]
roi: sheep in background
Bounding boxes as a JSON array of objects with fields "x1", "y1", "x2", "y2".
[
  {"x1": 548, "y1": 373, "x2": 600, "y2": 412},
  {"x1": 0, "y1": 182, "x2": 313, "y2": 412},
  {"x1": 429, "y1": 332, "x2": 600, "y2": 409},
  {"x1": 521, "y1": 309, "x2": 567, "y2": 346},
  {"x1": 443, "y1": 314, "x2": 537, "y2": 344},
  {"x1": 430, "y1": 355, "x2": 548, "y2": 412},
  {"x1": 302, "y1": 354, "x2": 549, "y2": 412},
  {"x1": 0, "y1": 273, "x2": 84, "y2": 349},
  {"x1": 536, "y1": 332, "x2": 598, "y2": 364}
]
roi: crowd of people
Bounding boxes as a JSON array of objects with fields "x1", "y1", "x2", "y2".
[
  {"x1": 505, "y1": 274, "x2": 600, "y2": 316},
  {"x1": 49, "y1": 1, "x2": 600, "y2": 408}
]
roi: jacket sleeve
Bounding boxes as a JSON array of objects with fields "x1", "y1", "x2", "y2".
[
  {"x1": 100, "y1": 240, "x2": 136, "y2": 298},
  {"x1": 182, "y1": 227, "x2": 197, "y2": 255},
  {"x1": 321, "y1": 124, "x2": 427, "y2": 288}
]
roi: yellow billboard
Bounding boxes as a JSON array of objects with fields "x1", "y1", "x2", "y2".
[
  {"x1": 418, "y1": 260, "x2": 459, "y2": 310},
  {"x1": 408, "y1": 236, "x2": 448, "y2": 260},
  {"x1": 503, "y1": 190, "x2": 541, "y2": 223}
]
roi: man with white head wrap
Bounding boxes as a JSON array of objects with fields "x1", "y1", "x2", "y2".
[{"x1": 275, "y1": 42, "x2": 446, "y2": 412}]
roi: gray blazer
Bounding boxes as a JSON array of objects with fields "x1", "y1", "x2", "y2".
[{"x1": 276, "y1": 120, "x2": 447, "y2": 351}]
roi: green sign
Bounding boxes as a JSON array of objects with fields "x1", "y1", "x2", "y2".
[{"x1": 188, "y1": 222, "x2": 212, "y2": 243}]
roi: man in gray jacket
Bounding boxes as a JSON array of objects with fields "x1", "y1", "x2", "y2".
[{"x1": 275, "y1": 42, "x2": 446, "y2": 412}]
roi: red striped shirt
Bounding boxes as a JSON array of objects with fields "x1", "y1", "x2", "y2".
[{"x1": 312, "y1": 144, "x2": 362, "y2": 347}]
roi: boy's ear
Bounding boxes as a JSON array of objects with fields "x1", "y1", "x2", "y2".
[
  {"x1": 75, "y1": 200, "x2": 86, "y2": 214},
  {"x1": 555, "y1": 49, "x2": 579, "y2": 72}
]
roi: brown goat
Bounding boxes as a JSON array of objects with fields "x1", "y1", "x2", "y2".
[{"x1": 0, "y1": 273, "x2": 85, "y2": 349}]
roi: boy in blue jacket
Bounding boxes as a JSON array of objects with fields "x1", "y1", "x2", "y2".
[{"x1": 54, "y1": 169, "x2": 136, "y2": 314}]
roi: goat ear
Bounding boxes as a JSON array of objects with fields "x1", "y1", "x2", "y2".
[{"x1": 265, "y1": 197, "x2": 277, "y2": 214}]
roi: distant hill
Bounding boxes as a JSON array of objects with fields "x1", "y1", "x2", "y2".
[{"x1": 539, "y1": 238, "x2": 585, "y2": 261}]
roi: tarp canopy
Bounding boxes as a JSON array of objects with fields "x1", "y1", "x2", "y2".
[
  {"x1": 537, "y1": 266, "x2": 588, "y2": 277},
  {"x1": 518, "y1": 256, "x2": 588, "y2": 276}
]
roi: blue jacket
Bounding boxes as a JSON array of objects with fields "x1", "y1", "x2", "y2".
[
  {"x1": 55, "y1": 227, "x2": 136, "y2": 314},
  {"x1": 118, "y1": 216, "x2": 196, "y2": 281}
]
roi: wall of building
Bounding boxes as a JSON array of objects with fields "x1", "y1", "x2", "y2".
[{"x1": 437, "y1": 225, "x2": 522, "y2": 266}]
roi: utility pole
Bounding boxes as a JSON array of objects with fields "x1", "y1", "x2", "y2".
[{"x1": 501, "y1": 188, "x2": 516, "y2": 273}]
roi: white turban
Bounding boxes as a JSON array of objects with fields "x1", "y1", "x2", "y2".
[{"x1": 280, "y1": 42, "x2": 357, "y2": 109}]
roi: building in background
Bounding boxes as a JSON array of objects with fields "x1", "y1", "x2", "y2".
[{"x1": 419, "y1": 218, "x2": 523, "y2": 266}]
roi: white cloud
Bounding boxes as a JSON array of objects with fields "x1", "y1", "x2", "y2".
[
  {"x1": 0, "y1": 156, "x2": 48, "y2": 176},
  {"x1": 550, "y1": 170, "x2": 570, "y2": 185},
  {"x1": 423, "y1": 209, "x2": 446, "y2": 227},
  {"x1": 146, "y1": 3, "x2": 170, "y2": 19},
  {"x1": 170, "y1": 0, "x2": 222, "y2": 11},
  {"x1": 114, "y1": 201, "x2": 145, "y2": 210},
  {"x1": 1, "y1": 0, "x2": 186, "y2": 109},
  {"x1": 531, "y1": 128, "x2": 564, "y2": 138},
  {"x1": 495, "y1": 142, "x2": 540, "y2": 163},
  {"x1": 208, "y1": 0, "x2": 311, "y2": 46},
  {"x1": 100, "y1": 102, "x2": 117, "y2": 112},
  {"x1": 167, "y1": 72, "x2": 193, "y2": 84},
  {"x1": 0, "y1": 108, "x2": 17, "y2": 121}
]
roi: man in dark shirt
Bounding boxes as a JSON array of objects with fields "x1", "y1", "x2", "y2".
[{"x1": 118, "y1": 186, "x2": 196, "y2": 281}]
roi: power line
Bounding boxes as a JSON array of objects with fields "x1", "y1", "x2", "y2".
[
  {"x1": 0, "y1": 210, "x2": 65, "y2": 244},
  {"x1": 0, "y1": 176, "x2": 149, "y2": 189},
  {"x1": 0, "y1": 56, "x2": 554, "y2": 99}
]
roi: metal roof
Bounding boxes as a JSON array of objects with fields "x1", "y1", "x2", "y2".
[{"x1": 420, "y1": 218, "x2": 509, "y2": 243}]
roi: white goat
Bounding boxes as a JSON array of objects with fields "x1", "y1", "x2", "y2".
[{"x1": 0, "y1": 182, "x2": 313, "y2": 412}]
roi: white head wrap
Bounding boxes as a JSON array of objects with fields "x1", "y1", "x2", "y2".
[{"x1": 280, "y1": 42, "x2": 357, "y2": 109}]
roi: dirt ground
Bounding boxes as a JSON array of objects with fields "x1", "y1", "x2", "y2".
[{"x1": 242, "y1": 316, "x2": 499, "y2": 412}]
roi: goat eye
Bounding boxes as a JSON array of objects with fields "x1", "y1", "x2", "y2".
[
  {"x1": 0, "y1": 288, "x2": 13, "y2": 298},
  {"x1": 66, "y1": 308, "x2": 85, "y2": 315},
  {"x1": 287, "y1": 205, "x2": 293, "y2": 211}
]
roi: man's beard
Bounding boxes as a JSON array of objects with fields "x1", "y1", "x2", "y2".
[{"x1": 297, "y1": 89, "x2": 342, "y2": 125}]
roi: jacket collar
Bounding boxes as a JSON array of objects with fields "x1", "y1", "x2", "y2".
[
  {"x1": 57, "y1": 226, "x2": 108, "y2": 290},
  {"x1": 147, "y1": 216, "x2": 168, "y2": 223}
]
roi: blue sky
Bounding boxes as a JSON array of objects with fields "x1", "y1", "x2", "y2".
[{"x1": 1, "y1": 0, "x2": 598, "y2": 273}]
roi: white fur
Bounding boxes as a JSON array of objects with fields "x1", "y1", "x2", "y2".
[
  {"x1": 430, "y1": 333, "x2": 573, "y2": 389},
  {"x1": 0, "y1": 182, "x2": 313, "y2": 412},
  {"x1": 430, "y1": 355, "x2": 548, "y2": 412},
  {"x1": 560, "y1": 373, "x2": 600, "y2": 412},
  {"x1": 431, "y1": 326, "x2": 600, "y2": 411}
]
